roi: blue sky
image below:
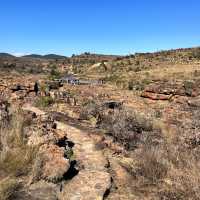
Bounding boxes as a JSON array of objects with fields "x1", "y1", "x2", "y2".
[{"x1": 0, "y1": 0, "x2": 200, "y2": 56}]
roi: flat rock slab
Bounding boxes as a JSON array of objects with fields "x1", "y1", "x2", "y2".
[
  {"x1": 16, "y1": 181, "x2": 58, "y2": 200},
  {"x1": 60, "y1": 170, "x2": 111, "y2": 200},
  {"x1": 22, "y1": 104, "x2": 45, "y2": 116},
  {"x1": 56, "y1": 122, "x2": 111, "y2": 200},
  {"x1": 39, "y1": 144, "x2": 70, "y2": 183}
]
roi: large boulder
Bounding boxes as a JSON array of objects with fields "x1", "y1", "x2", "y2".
[
  {"x1": 31, "y1": 144, "x2": 70, "y2": 183},
  {"x1": 24, "y1": 112, "x2": 66, "y2": 146}
]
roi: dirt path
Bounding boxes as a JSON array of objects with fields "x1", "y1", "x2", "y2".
[
  {"x1": 22, "y1": 104, "x2": 137, "y2": 199},
  {"x1": 56, "y1": 121, "x2": 112, "y2": 200},
  {"x1": 23, "y1": 104, "x2": 112, "y2": 200}
]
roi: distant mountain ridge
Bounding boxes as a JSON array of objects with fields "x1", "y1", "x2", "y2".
[
  {"x1": 22, "y1": 54, "x2": 43, "y2": 59},
  {"x1": 22, "y1": 54, "x2": 67, "y2": 60},
  {"x1": 0, "y1": 53, "x2": 15, "y2": 58},
  {"x1": 0, "y1": 53, "x2": 67, "y2": 60},
  {"x1": 0, "y1": 46, "x2": 200, "y2": 61}
]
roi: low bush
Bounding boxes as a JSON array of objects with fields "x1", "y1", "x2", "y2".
[
  {"x1": 183, "y1": 80, "x2": 194, "y2": 96},
  {"x1": 35, "y1": 96, "x2": 54, "y2": 108},
  {"x1": 128, "y1": 81, "x2": 134, "y2": 90},
  {"x1": 126, "y1": 119, "x2": 200, "y2": 199},
  {"x1": 191, "y1": 49, "x2": 200, "y2": 59},
  {"x1": 80, "y1": 100, "x2": 100, "y2": 120},
  {"x1": 133, "y1": 141, "x2": 169, "y2": 184},
  {"x1": 48, "y1": 68, "x2": 61, "y2": 80},
  {"x1": 95, "y1": 107, "x2": 154, "y2": 149}
]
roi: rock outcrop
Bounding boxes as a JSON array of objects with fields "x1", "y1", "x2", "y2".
[
  {"x1": 33, "y1": 144, "x2": 70, "y2": 183},
  {"x1": 22, "y1": 105, "x2": 112, "y2": 200},
  {"x1": 141, "y1": 80, "x2": 200, "y2": 100},
  {"x1": 141, "y1": 91, "x2": 173, "y2": 100},
  {"x1": 57, "y1": 122, "x2": 112, "y2": 200},
  {"x1": 16, "y1": 181, "x2": 58, "y2": 200},
  {"x1": 187, "y1": 96, "x2": 200, "y2": 107},
  {"x1": 22, "y1": 105, "x2": 71, "y2": 185}
]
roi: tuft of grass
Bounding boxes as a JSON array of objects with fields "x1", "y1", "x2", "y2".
[
  {"x1": 0, "y1": 146, "x2": 38, "y2": 177},
  {"x1": 48, "y1": 68, "x2": 61, "y2": 80},
  {"x1": 35, "y1": 96, "x2": 54, "y2": 108},
  {"x1": 0, "y1": 178, "x2": 20, "y2": 200},
  {"x1": 183, "y1": 80, "x2": 194, "y2": 96},
  {"x1": 0, "y1": 111, "x2": 38, "y2": 177},
  {"x1": 134, "y1": 144, "x2": 169, "y2": 184},
  {"x1": 80, "y1": 100, "x2": 99, "y2": 120},
  {"x1": 122, "y1": 119, "x2": 200, "y2": 199}
]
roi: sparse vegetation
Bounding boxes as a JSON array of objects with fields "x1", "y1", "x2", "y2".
[
  {"x1": 2, "y1": 46, "x2": 200, "y2": 199},
  {"x1": 0, "y1": 110, "x2": 38, "y2": 199},
  {"x1": 35, "y1": 96, "x2": 54, "y2": 108},
  {"x1": 80, "y1": 99, "x2": 100, "y2": 120},
  {"x1": 100, "y1": 108, "x2": 154, "y2": 149},
  {"x1": 0, "y1": 111, "x2": 38, "y2": 175},
  {"x1": 191, "y1": 48, "x2": 200, "y2": 59},
  {"x1": 184, "y1": 80, "x2": 194, "y2": 96},
  {"x1": 81, "y1": 102, "x2": 154, "y2": 149},
  {"x1": 49, "y1": 68, "x2": 61, "y2": 80}
]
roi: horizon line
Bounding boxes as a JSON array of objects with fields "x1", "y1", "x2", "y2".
[{"x1": 1, "y1": 45, "x2": 200, "y2": 58}]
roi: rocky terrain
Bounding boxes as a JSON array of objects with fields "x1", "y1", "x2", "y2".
[{"x1": 1, "y1": 47, "x2": 200, "y2": 200}]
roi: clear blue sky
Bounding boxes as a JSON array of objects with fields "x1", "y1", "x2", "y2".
[{"x1": 0, "y1": 0, "x2": 200, "y2": 56}]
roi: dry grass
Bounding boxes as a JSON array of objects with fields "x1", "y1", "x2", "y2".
[
  {"x1": 0, "y1": 110, "x2": 38, "y2": 180},
  {"x1": 124, "y1": 119, "x2": 200, "y2": 200},
  {"x1": 35, "y1": 96, "x2": 54, "y2": 108},
  {"x1": 97, "y1": 107, "x2": 154, "y2": 150},
  {"x1": 0, "y1": 178, "x2": 20, "y2": 200},
  {"x1": 0, "y1": 110, "x2": 38, "y2": 199}
]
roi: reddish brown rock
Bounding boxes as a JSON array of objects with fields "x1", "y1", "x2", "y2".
[
  {"x1": 16, "y1": 181, "x2": 58, "y2": 200},
  {"x1": 141, "y1": 91, "x2": 172, "y2": 100},
  {"x1": 144, "y1": 80, "x2": 200, "y2": 97},
  {"x1": 144, "y1": 81, "x2": 181, "y2": 95},
  {"x1": 188, "y1": 96, "x2": 200, "y2": 107},
  {"x1": 172, "y1": 95, "x2": 189, "y2": 104},
  {"x1": 60, "y1": 170, "x2": 111, "y2": 200},
  {"x1": 34, "y1": 144, "x2": 70, "y2": 183}
]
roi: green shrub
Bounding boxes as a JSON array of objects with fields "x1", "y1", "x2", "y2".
[
  {"x1": 80, "y1": 100, "x2": 99, "y2": 120},
  {"x1": 191, "y1": 49, "x2": 200, "y2": 59},
  {"x1": 134, "y1": 79, "x2": 152, "y2": 91},
  {"x1": 128, "y1": 81, "x2": 134, "y2": 90},
  {"x1": 135, "y1": 60, "x2": 140, "y2": 65},
  {"x1": 183, "y1": 80, "x2": 194, "y2": 96},
  {"x1": 35, "y1": 96, "x2": 54, "y2": 108},
  {"x1": 49, "y1": 68, "x2": 61, "y2": 80}
]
